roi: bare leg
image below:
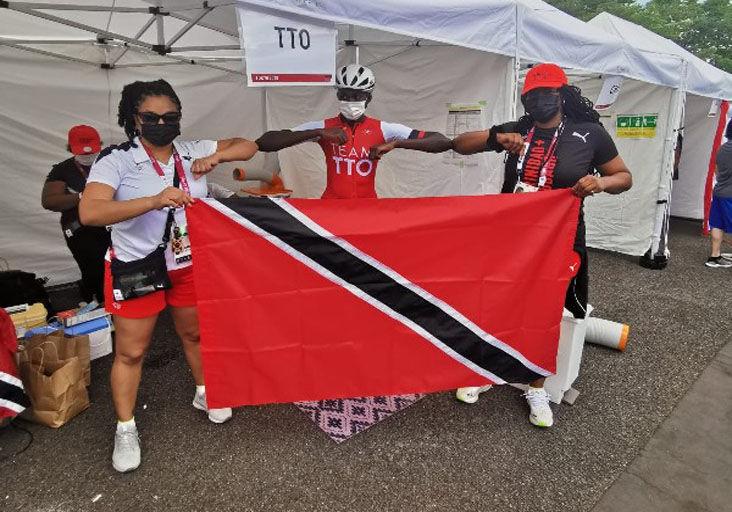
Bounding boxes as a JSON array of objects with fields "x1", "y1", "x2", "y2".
[
  {"x1": 710, "y1": 228, "x2": 723, "y2": 257},
  {"x1": 110, "y1": 314, "x2": 159, "y2": 421},
  {"x1": 170, "y1": 306, "x2": 203, "y2": 385}
]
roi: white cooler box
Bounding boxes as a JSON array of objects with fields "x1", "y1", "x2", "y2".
[{"x1": 64, "y1": 314, "x2": 114, "y2": 361}]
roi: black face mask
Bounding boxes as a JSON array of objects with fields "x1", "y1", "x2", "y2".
[
  {"x1": 523, "y1": 91, "x2": 561, "y2": 123},
  {"x1": 139, "y1": 123, "x2": 180, "y2": 147}
]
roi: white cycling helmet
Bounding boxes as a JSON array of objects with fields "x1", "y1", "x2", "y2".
[{"x1": 335, "y1": 64, "x2": 375, "y2": 91}]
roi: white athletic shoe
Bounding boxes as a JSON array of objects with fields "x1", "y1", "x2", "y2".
[
  {"x1": 112, "y1": 425, "x2": 141, "y2": 473},
  {"x1": 524, "y1": 387, "x2": 554, "y2": 427},
  {"x1": 193, "y1": 392, "x2": 232, "y2": 424},
  {"x1": 455, "y1": 385, "x2": 493, "y2": 404}
]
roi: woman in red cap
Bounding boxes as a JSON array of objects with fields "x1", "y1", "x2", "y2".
[
  {"x1": 451, "y1": 63, "x2": 632, "y2": 428},
  {"x1": 42, "y1": 125, "x2": 111, "y2": 304}
]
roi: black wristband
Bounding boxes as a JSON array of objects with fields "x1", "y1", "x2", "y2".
[{"x1": 485, "y1": 124, "x2": 505, "y2": 152}]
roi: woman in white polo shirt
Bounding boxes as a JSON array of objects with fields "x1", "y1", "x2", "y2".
[{"x1": 79, "y1": 79, "x2": 257, "y2": 473}]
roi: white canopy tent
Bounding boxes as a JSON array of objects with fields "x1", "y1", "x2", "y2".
[
  {"x1": 585, "y1": 12, "x2": 732, "y2": 260},
  {"x1": 0, "y1": 0, "x2": 726, "y2": 285}
]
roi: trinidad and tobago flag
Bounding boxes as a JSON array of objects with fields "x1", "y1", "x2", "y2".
[{"x1": 188, "y1": 190, "x2": 580, "y2": 408}]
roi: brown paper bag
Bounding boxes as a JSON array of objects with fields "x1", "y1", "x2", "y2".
[
  {"x1": 18, "y1": 347, "x2": 89, "y2": 428},
  {"x1": 21, "y1": 332, "x2": 91, "y2": 386}
]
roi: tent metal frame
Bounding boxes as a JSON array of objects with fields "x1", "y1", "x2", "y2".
[
  {"x1": 0, "y1": 1, "x2": 450, "y2": 74},
  {"x1": 0, "y1": 0, "x2": 243, "y2": 73}
]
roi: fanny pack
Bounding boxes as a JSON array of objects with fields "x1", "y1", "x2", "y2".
[
  {"x1": 62, "y1": 219, "x2": 82, "y2": 238},
  {"x1": 109, "y1": 169, "x2": 179, "y2": 302}
]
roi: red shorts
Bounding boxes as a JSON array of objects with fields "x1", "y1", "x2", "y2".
[{"x1": 104, "y1": 262, "x2": 197, "y2": 318}]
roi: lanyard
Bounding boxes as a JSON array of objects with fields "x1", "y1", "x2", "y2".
[
  {"x1": 516, "y1": 121, "x2": 564, "y2": 189},
  {"x1": 142, "y1": 144, "x2": 191, "y2": 195},
  {"x1": 73, "y1": 160, "x2": 89, "y2": 180}
]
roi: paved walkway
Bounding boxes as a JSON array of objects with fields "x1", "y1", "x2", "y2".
[{"x1": 592, "y1": 341, "x2": 732, "y2": 512}]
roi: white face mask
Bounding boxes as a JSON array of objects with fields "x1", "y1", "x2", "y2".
[
  {"x1": 74, "y1": 153, "x2": 98, "y2": 167},
  {"x1": 339, "y1": 100, "x2": 367, "y2": 121}
]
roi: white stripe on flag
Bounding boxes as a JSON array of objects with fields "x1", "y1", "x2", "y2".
[
  {"x1": 0, "y1": 398, "x2": 26, "y2": 414},
  {"x1": 203, "y1": 198, "x2": 549, "y2": 382},
  {"x1": 272, "y1": 198, "x2": 551, "y2": 378},
  {"x1": 0, "y1": 371, "x2": 24, "y2": 389}
]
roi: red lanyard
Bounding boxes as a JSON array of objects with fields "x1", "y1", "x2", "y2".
[
  {"x1": 516, "y1": 122, "x2": 564, "y2": 189},
  {"x1": 142, "y1": 144, "x2": 191, "y2": 195}
]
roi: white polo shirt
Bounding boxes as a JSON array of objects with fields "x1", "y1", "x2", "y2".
[{"x1": 87, "y1": 136, "x2": 217, "y2": 270}]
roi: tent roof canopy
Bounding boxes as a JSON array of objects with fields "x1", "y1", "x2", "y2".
[
  {"x1": 1, "y1": 1, "x2": 730, "y2": 99},
  {"x1": 589, "y1": 12, "x2": 732, "y2": 100}
]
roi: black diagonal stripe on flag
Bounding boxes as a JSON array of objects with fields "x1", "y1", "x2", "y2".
[
  {"x1": 0, "y1": 379, "x2": 31, "y2": 410},
  {"x1": 218, "y1": 197, "x2": 544, "y2": 384}
]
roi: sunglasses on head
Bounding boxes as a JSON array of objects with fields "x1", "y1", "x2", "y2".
[{"x1": 137, "y1": 111, "x2": 181, "y2": 125}]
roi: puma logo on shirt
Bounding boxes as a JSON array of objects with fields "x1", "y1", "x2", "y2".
[{"x1": 572, "y1": 131, "x2": 590, "y2": 143}]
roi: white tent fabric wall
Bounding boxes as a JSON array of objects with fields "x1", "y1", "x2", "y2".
[
  {"x1": 0, "y1": 48, "x2": 265, "y2": 285},
  {"x1": 671, "y1": 95, "x2": 722, "y2": 220},
  {"x1": 268, "y1": 44, "x2": 512, "y2": 199},
  {"x1": 571, "y1": 76, "x2": 677, "y2": 256}
]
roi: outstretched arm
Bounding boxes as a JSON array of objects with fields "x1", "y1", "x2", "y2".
[
  {"x1": 453, "y1": 129, "x2": 524, "y2": 155},
  {"x1": 369, "y1": 131, "x2": 452, "y2": 159},
  {"x1": 191, "y1": 138, "x2": 259, "y2": 178},
  {"x1": 256, "y1": 126, "x2": 347, "y2": 152}
]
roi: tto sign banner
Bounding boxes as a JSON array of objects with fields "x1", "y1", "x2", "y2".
[{"x1": 237, "y1": 6, "x2": 336, "y2": 87}]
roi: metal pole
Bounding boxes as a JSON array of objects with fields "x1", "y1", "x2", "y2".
[
  {"x1": 6, "y1": 2, "x2": 150, "y2": 13},
  {"x1": 0, "y1": 38, "x2": 97, "y2": 45},
  {"x1": 168, "y1": 45, "x2": 241, "y2": 53},
  {"x1": 166, "y1": 7, "x2": 214, "y2": 47},
  {"x1": 6, "y1": 5, "x2": 154, "y2": 50},
  {"x1": 0, "y1": 41, "x2": 97, "y2": 66},
  {"x1": 109, "y1": 15, "x2": 158, "y2": 66}
]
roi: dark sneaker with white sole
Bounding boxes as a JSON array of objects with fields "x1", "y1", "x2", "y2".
[{"x1": 705, "y1": 256, "x2": 732, "y2": 268}]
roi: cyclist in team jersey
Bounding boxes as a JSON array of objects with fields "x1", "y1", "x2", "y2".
[{"x1": 255, "y1": 64, "x2": 451, "y2": 198}]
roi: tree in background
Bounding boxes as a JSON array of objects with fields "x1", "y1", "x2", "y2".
[{"x1": 546, "y1": 0, "x2": 732, "y2": 73}]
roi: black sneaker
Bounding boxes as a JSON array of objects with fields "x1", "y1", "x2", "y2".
[{"x1": 705, "y1": 256, "x2": 732, "y2": 268}]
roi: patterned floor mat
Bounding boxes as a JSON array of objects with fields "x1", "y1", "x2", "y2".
[{"x1": 295, "y1": 394, "x2": 425, "y2": 443}]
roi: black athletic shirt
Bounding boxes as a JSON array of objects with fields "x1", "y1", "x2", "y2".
[
  {"x1": 487, "y1": 119, "x2": 619, "y2": 248},
  {"x1": 45, "y1": 157, "x2": 90, "y2": 226}
]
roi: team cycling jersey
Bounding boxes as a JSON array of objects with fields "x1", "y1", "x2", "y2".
[{"x1": 293, "y1": 115, "x2": 424, "y2": 199}]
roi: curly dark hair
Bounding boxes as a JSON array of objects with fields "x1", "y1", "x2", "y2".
[
  {"x1": 117, "y1": 79, "x2": 182, "y2": 140},
  {"x1": 516, "y1": 84, "x2": 600, "y2": 132}
]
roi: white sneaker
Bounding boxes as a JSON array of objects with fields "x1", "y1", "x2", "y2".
[
  {"x1": 524, "y1": 387, "x2": 553, "y2": 427},
  {"x1": 193, "y1": 392, "x2": 232, "y2": 424},
  {"x1": 455, "y1": 385, "x2": 493, "y2": 404},
  {"x1": 112, "y1": 425, "x2": 141, "y2": 473},
  {"x1": 721, "y1": 252, "x2": 732, "y2": 261}
]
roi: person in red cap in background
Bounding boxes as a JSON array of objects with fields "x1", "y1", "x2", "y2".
[
  {"x1": 42, "y1": 125, "x2": 111, "y2": 304},
  {"x1": 446, "y1": 63, "x2": 633, "y2": 427}
]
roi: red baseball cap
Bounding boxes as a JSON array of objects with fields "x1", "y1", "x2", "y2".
[
  {"x1": 68, "y1": 125, "x2": 101, "y2": 155},
  {"x1": 522, "y1": 63, "x2": 568, "y2": 95}
]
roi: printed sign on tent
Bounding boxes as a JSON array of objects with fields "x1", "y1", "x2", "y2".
[
  {"x1": 237, "y1": 6, "x2": 336, "y2": 87},
  {"x1": 616, "y1": 114, "x2": 658, "y2": 138},
  {"x1": 595, "y1": 75, "x2": 624, "y2": 111}
]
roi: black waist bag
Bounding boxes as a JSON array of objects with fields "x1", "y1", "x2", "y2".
[{"x1": 110, "y1": 169, "x2": 179, "y2": 301}]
